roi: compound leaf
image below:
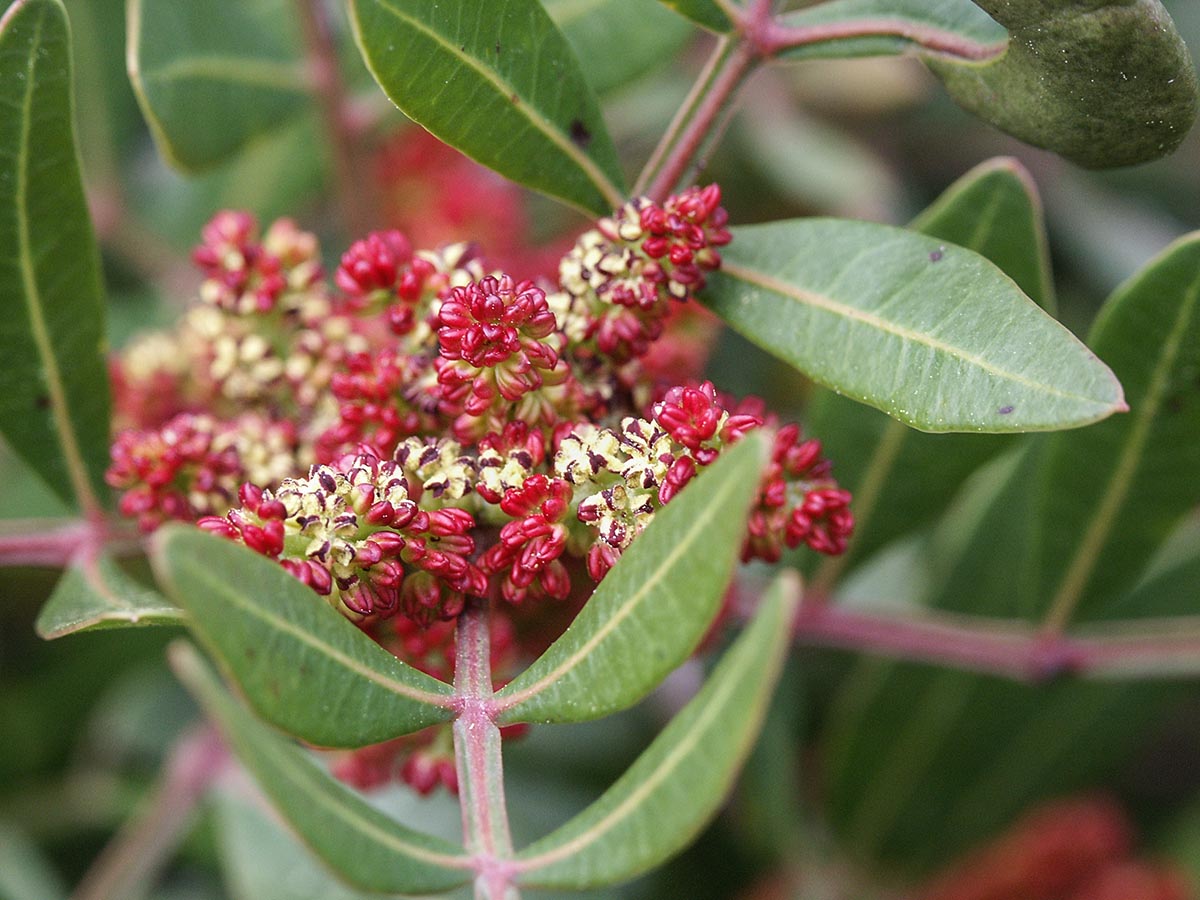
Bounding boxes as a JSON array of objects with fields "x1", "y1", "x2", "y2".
[
  {"x1": 172, "y1": 642, "x2": 472, "y2": 895},
  {"x1": 703, "y1": 218, "x2": 1122, "y2": 434},
  {"x1": 515, "y1": 571, "x2": 800, "y2": 888},
  {"x1": 494, "y1": 432, "x2": 768, "y2": 725},
  {"x1": 151, "y1": 525, "x2": 454, "y2": 747},
  {"x1": 349, "y1": 0, "x2": 626, "y2": 215}
]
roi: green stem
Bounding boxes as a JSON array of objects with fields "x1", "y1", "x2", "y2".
[{"x1": 453, "y1": 598, "x2": 519, "y2": 899}]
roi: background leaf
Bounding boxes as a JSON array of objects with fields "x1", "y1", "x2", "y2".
[
  {"x1": 170, "y1": 642, "x2": 472, "y2": 895},
  {"x1": 702, "y1": 218, "x2": 1122, "y2": 434},
  {"x1": 823, "y1": 236, "x2": 1200, "y2": 870},
  {"x1": 1035, "y1": 232, "x2": 1200, "y2": 625},
  {"x1": 126, "y1": 0, "x2": 311, "y2": 171},
  {"x1": 807, "y1": 158, "x2": 1053, "y2": 574},
  {"x1": 131, "y1": 114, "x2": 327, "y2": 250},
  {"x1": 546, "y1": 0, "x2": 692, "y2": 96},
  {"x1": 35, "y1": 552, "x2": 181, "y2": 639},
  {"x1": 909, "y1": 156, "x2": 1053, "y2": 312},
  {"x1": 824, "y1": 518, "x2": 1200, "y2": 872},
  {"x1": 0, "y1": 0, "x2": 112, "y2": 512},
  {"x1": 930, "y1": 0, "x2": 1199, "y2": 168},
  {"x1": 214, "y1": 789, "x2": 396, "y2": 900},
  {"x1": 349, "y1": 0, "x2": 626, "y2": 214},
  {"x1": 494, "y1": 431, "x2": 767, "y2": 725},
  {"x1": 777, "y1": 0, "x2": 1005, "y2": 62},
  {"x1": 514, "y1": 571, "x2": 801, "y2": 889},
  {"x1": 151, "y1": 526, "x2": 454, "y2": 747}
]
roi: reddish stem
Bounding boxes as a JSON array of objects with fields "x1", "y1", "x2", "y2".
[
  {"x1": 792, "y1": 601, "x2": 1200, "y2": 682},
  {"x1": 0, "y1": 517, "x2": 138, "y2": 568},
  {"x1": 760, "y1": 16, "x2": 1006, "y2": 60},
  {"x1": 453, "y1": 598, "x2": 519, "y2": 898},
  {"x1": 639, "y1": 36, "x2": 758, "y2": 203},
  {"x1": 636, "y1": 0, "x2": 1005, "y2": 203}
]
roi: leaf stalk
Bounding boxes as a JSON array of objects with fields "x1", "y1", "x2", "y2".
[{"x1": 453, "y1": 598, "x2": 519, "y2": 899}]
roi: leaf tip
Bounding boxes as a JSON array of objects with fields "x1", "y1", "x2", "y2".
[{"x1": 32, "y1": 607, "x2": 64, "y2": 641}]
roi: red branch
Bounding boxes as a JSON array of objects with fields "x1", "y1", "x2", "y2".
[
  {"x1": 759, "y1": 17, "x2": 1006, "y2": 61},
  {"x1": 792, "y1": 602, "x2": 1200, "y2": 682},
  {"x1": 452, "y1": 598, "x2": 519, "y2": 897}
]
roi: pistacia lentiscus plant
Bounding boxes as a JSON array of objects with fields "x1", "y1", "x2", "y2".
[{"x1": 3, "y1": 0, "x2": 1200, "y2": 897}]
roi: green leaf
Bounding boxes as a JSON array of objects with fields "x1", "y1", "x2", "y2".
[
  {"x1": 1037, "y1": 232, "x2": 1200, "y2": 627},
  {"x1": 736, "y1": 102, "x2": 902, "y2": 220},
  {"x1": 126, "y1": 0, "x2": 311, "y2": 170},
  {"x1": 514, "y1": 571, "x2": 801, "y2": 889},
  {"x1": 702, "y1": 218, "x2": 1123, "y2": 434},
  {"x1": 909, "y1": 156, "x2": 1054, "y2": 313},
  {"x1": 35, "y1": 551, "x2": 182, "y2": 639},
  {"x1": 150, "y1": 525, "x2": 454, "y2": 747},
  {"x1": 0, "y1": 0, "x2": 112, "y2": 513},
  {"x1": 821, "y1": 446, "x2": 1048, "y2": 871},
  {"x1": 214, "y1": 790, "x2": 384, "y2": 900},
  {"x1": 777, "y1": 0, "x2": 1006, "y2": 62},
  {"x1": 494, "y1": 431, "x2": 768, "y2": 725},
  {"x1": 824, "y1": 345, "x2": 1200, "y2": 874},
  {"x1": 656, "y1": 0, "x2": 731, "y2": 32},
  {"x1": 546, "y1": 0, "x2": 692, "y2": 96},
  {"x1": 348, "y1": 0, "x2": 626, "y2": 215},
  {"x1": 807, "y1": 158, "x2": 1053, "y2": 569},
  {"x1": 133, "y1": 113, "x2": 327, "y2": 251},
  {"x1": 929, "y1": 0, "x2": 1199, "y2": 168},
  {"x1": 171, "y1": 642, "x2": 472, "y2": 895}
]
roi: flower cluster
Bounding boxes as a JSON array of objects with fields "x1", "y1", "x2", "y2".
[
  {"x1": 108, "y1": 180, "x2": 851, "y2": 795},
  {"x1": 198, "y1": 452, "x2": 483, "y2": 622},
  {"x1": 557, "y1": 184, "x2": 730, "y2": 363}
]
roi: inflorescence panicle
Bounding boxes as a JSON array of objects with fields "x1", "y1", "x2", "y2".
[{"x1": 108, "y1": 183, "x2": 851, "y2": 795}]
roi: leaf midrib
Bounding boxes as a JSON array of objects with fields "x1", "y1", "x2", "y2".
[
  {"x1": 258, "y1": 725, "x2": 470, "y2": 870},
  {"x1": 179, "y1": 646, "x2": 471, "y2": 876},
  {"x1": 1041, "y1": 271, "x2": 1200, "y2": 629},
  {"x1": 516, "y1": 598, "x2": 781, "y2": 875},
  {"x1": 720, "y1": 259, "x2": 1113, "y2": 409},
  {"x1": 494, "y1": 463, "x2": 745, "y2": 715},
  {"x1": 178, "y1": 556, "x2": 454, "y2": 708}
]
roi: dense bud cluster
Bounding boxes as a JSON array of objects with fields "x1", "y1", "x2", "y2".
[
  {"x1": 556, "y1": 185, "x2": 731, "y2": 362},
  {"x1": 108, "y1": 182, "x2": 851, "y2": 795}
]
